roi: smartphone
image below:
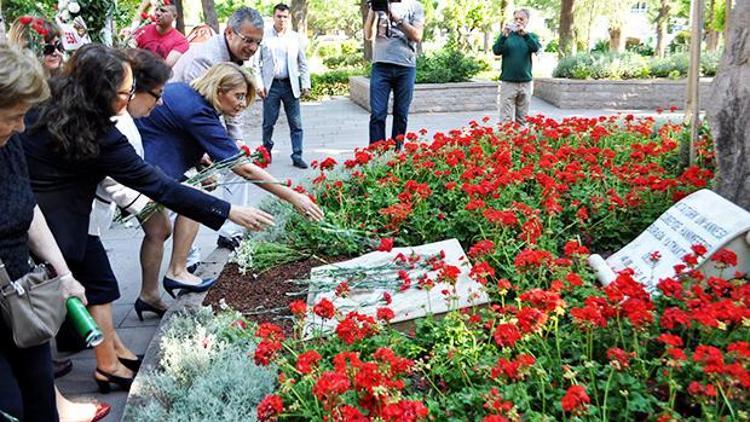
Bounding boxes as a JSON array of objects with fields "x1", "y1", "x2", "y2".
[{"x1": 507, "y1": 23, "x2": 519, "y2": 32}]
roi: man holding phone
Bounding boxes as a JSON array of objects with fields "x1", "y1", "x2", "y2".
[
  {"x1": 493, "y1": 9, "x2": 541, "y2": 125},
  {"x1": 364, "y1": 0, "x2": 424, "y2": 148}
]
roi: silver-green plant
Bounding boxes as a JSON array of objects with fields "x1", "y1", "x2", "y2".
[{"x1": 123, "y1": 308, "x2": 277, "y2": 422}]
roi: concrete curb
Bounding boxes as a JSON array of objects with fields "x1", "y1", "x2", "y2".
[{"x1": 122, "y1": 247, "x2": 232, "y2": 420}]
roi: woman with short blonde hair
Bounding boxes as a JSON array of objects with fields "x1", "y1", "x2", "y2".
[
  {"x1": 190, "y1": 62, "x2": 256, "y2": 112},
  {"x1": 135, "y1": 62, "x2": 322, "y2": 307}
]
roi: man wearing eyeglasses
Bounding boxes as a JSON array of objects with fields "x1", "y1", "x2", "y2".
[
  {"x1": 255, "y1": 3, "x2": 311, "y2": 169},
  {"x1": 134, "y1": 4, "x2": 189, "y2": 67}
]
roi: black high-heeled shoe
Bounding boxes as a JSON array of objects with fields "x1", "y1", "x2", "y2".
[
  {"x1": 118, "y1": 354, "x2": 144, "y2": 372},
  {"x1": 162, "y1": 276, "x2": 216, "y2": 298},
  {"x1": 134, "y1": 297, "x2": 167, "y2": 321},
  {"x1": 94, "y1": 368, "x2": 134, "y2": 393}
]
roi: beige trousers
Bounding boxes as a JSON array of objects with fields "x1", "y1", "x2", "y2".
[{"x1": 498, "y1": 81, "x2": 532, "y2": 124}]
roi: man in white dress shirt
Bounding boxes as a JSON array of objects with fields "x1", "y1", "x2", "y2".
[{"x1": 256, "y1": 3, "x2": 311, "y2": 169}]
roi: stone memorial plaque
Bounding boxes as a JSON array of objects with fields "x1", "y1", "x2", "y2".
[
  {"x1": 303, "y1": 238, "x2": 489, "y2": 335},
  {"x1": 589, "y1": 189, "x2": 750, "y2": 291}
]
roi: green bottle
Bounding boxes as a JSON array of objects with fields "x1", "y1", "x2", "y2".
[{"x1": 65, "y1": 297, "x2": 104, "y2": 347}]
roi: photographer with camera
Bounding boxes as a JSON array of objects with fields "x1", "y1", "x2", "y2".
[
  {"x1": 364, "y1": 0, "x2": 424, "y2": 148},
  {"x1": 493, "y1": 9, "x2": 541, "y2": 125}
]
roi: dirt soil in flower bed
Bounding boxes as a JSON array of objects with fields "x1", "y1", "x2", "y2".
[{"x1": 203, "y1": 256, "x2": 348, "y2": 335}]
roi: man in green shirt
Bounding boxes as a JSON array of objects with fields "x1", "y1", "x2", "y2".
[{"x1": 493, "y1": 9, "x2": 541, "y2": 125}]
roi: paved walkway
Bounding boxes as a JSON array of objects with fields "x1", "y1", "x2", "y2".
[{"x1": 58, "y1": 96, "x2": 682, "y2": 420}]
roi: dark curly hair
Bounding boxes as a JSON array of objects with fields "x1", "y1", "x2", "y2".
[
  {"x1": 31, "y1": 44, "x2": 128, "y2": 161},
  {"x1": 123, "y1": 48, "x2": 172, "y2": 93}
]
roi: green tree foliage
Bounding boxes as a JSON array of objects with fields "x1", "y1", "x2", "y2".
[{"x1": 439, "y1": 0, "x2": 502, "y2": 51}]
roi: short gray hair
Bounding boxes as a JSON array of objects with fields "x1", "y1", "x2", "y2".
[
  {"x1": 514, "y1": 9, "x2": 530, "y2": 19},
  {"x1": 227, "y1": 7, "x2": 264, "y2": 31}
]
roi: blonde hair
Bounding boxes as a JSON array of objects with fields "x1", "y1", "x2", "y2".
[
  {"x1": 7, "y1": 16, "x2": 61, "y2": 47},
  {"x1": 191, "y1": 62, "x2": 256, "y2": 111},
  {"x1": 0, "y1": 44, "x2": 50, "y2": 109}
]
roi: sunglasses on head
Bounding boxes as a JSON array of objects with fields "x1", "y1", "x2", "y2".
[{"x1": 43, "y1": 41, "x2": 64, "y2": 56}]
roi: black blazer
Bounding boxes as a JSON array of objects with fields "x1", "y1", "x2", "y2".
[{"x1": 21, "y1": 118, "x2": 230, "y2": 263}]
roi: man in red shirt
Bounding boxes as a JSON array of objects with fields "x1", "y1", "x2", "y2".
[{"x1": 134, "y1": 4, "x2": 189, "y2": 66}]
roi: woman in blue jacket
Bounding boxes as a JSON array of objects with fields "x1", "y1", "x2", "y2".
[
  {"x1": 135, "y1": 63, "x2": 322, "y2": 315},
  {"x1": 21, "y1": 44, "x2": 276, "y2": 393}
]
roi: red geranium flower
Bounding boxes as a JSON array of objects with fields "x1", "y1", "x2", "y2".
[
  {"x1": 296, "y1": 350, "x2": 322, "y2": 374},
  {"x1": 561, "y1": 385, "x2": 590, "y2": 413},
  {"x1": 711, "y1": 248, "x2": 738, "y2": 267},
  {"x1": 313, "y1": 298, "x2": 335, "y2": 319},
  {"x1": 493, "y1": 323, "x2": 521, "y2": 348},
  {"x1": 289, "y1": 300, "x2": 307, "y2": 317},
  {"x1": 257, "y1": 394, "x2": 283, "y2": 421},
  {"x1": 377, "y1": 307, "x2": 395, "y2": 322}
]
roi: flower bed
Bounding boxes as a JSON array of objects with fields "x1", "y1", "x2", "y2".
[{"x1": 135, "y1": 115, "x2": 749, "y2": 421}]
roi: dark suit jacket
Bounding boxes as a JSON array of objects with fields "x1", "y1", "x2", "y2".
[{"x1": 21, "y1": 117, "x2": 230, "y2": 262}]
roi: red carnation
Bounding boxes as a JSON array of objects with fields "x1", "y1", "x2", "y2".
[
  {"x1": 257, "y1": 394, "x2": 283, "y2": 421},
  {"x1": 561, "y1": 385, "x2": 590, "y2": 413},
  {"x1": 377, "y1": 237, "x2": 394, "y2": 252},
  {"x1": 140, "y1": 11, "x2": 149, "y2": 20},
  {"x1": 19, "y1": 16, "x2": 34, "y2": 25}
]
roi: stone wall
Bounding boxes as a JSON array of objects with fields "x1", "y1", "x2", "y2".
[
  {"x1": 349, "y1": 76, "x2": 499, "y2": 113},
  {"x1": 534, "y1": 77, "x2": 715, "y2": 110}
]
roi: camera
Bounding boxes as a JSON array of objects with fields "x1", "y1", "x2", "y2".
[
  {"x1": 506, "y1": 23, "x2": 519, "y2": 32},
  {"x1": 371, "y1": 0, "x2": 401, "y2": 12}
]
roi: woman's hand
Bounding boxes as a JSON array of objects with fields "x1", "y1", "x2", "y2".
[
  {"x1": 290, "y1": 193, "x2": 324, "y2": 222},
  {"x1": 228, "y1": 206, "x2": 275, "y2": 231},
  {"x1": 60, "y1": 273, "x2": 87, "y2": 305}
]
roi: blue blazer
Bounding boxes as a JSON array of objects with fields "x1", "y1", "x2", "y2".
[
  {"x1": 22, "y1": 116, "x2": 231, "y2": 263},
  {"x1": 137, "y1": 82, "x2": 240, "y2": 180}
]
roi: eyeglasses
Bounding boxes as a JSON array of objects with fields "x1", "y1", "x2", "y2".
[
  {"x1": 43, "y1": 41, "x2": 64, "y2": 56},
  {"x1": 146, "y1": 89, "x2": 163, "y2": 102},
  {"x1": 233, "y1": 31, "x2": 262, "y2": 47},
  {"x1": 117, "y1": 78, "x2": 137, "y2": 101}
]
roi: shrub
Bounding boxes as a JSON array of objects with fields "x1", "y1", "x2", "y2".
[
  {"x1": 415, "y1": 48, "x2": 490, "y2": 84},
  {"x1": 554, "y1": 52, "x2": 650, "y2": 79},
  {"x1": 554, "y1": 51, "x2": 719, "y2": 80},
  {"x1": 307, "y1": 67, "x2": 369, "y2": 101},
  {"x1": 123, "y1": 309, "x2": 277, "y2": 422}
]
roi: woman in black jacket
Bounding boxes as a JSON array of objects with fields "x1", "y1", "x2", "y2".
[{"x1": 20, "y1": 44, "x2": 281, "y2": 392}]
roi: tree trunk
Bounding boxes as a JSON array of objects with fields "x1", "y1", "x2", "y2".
[
  {"x1": 608, "y1": 26, "x2": 625, "y2": 53},
  {"x1": 174, "y1": 0, "x2": 185, "y2": 34},
  {"x1": 558, "y1": 0, "x2": 576, "y2": 57},
  {"x1": 201, "y1": 0, "x2": 219, "y2": 33},
  {"x1": 361, "y1": 0, "x2": 372, "y2": 61},
  {"x1": 724, "y1": 0, "x2": 733, "y2": 44},
  {"x1": 705, "y1": 30, "x2": 720, "y2": 51},
  {"x1": 707, "y1": 0, "x2": 750, "y2": 209},
  {"x1": 654, "y1": 0, "x2": 671, "y2": 57},
  {"x1": 291, "y1": 0, "x2": 308, "y2": 34},
  {"x1": 704, "y1": 0, "x2": 719, "y2": 52},
  {"x1": 0, "y1": 10, "x2": 6, "y2": 44}
]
